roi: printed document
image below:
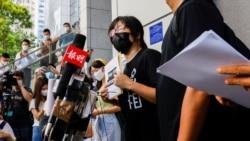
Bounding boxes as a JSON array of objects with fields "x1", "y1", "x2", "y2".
[
  {"x1": 157, "y1": 30, "x2": 250, "y2": 108},
  {"x1": 105, "y1": 54, "x2": 123, "y2": 99}
]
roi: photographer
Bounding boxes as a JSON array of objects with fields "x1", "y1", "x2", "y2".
[
  {"x1": 35, "y1": 64, "x2": 60, "y2": 81},
  {"x1": 5, "y1": 71, "x2": 33, "y2": 141}
]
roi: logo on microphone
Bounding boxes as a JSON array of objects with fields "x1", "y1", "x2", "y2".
[{"x1": 63, "y1": 45, "x2": 88, "y2": 67}]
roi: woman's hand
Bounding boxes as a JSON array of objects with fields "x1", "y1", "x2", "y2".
[
  {"x1": 113, "y1": 71, "x2": 133, "y2": 90},
  {"x1": 91, "y1": 108, "x2": 99, "y2": 116},
  {"x1": 98, "y1": 84, "x2": 109, "y2": 101},
  {"x1": 215, "y1": 96, "x2": 237, "y2": 107},
  {"x1": 217, "y1": 64, "x2": 250, "y2": 92}
]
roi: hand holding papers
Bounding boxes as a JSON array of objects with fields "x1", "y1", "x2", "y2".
[
  {"x1": 104, "y1": 54, "x2": 123, "y2": 99},
  {"x1": 157, "y1": 30, "x2": 250, "y2": 108}
]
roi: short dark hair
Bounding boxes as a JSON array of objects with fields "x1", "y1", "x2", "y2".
[
  {"x1": 63, "y1": 22, "x2": 71, "y2": 27},
  {"x1": 13, "y1": 70, "x2": 24, "y2": 78},
  {"x1": 2, "y1": 53, "x2": 10, "y2": 58},
  {"x1": 22, "y1": 39, "x2": 30, "y2": 45},
  {"x1": 108, "y1": 16, "x2": 147, "y2": 49},
  {"x1": 43, "y1": 28, "x2": 51, "y2": 33},
  {"x1": 48, "y1": 63, "x2": 56, "y2": 68}
]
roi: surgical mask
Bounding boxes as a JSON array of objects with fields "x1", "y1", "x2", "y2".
[
  {"x1": 41, "y1": 89, "x2": 48, "y2": 96},
  {"x1": 93, "y1": 68, "x2": 104, "y2": 81},
  {"x1": 44, "y1": 35, "x2": 50, "y2": 40},
  {"x1": 1, "y1": 61, "x2": 7, "y2": 66},
  {"x1": 22, "y1": 45, "x2": 28, "y2": 51},
  {"x1": 64, "y1": 27, "x2": 70, "y2": 33},
  {"x1": 45, "y1": 72, "x2": 55, "y2": 79},
  {"x1": 111, "y1": 32, "x2": 132, "y2": 54}
]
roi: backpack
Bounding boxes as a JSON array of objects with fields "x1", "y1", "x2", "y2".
[
  {"x1": 0, "y1": 121, "x2": 6, "y2": 129},
  {"x1": 0, "y1": 121, "x2": 7, "y2": 141}
]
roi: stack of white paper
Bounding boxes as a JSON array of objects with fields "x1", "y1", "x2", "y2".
[
  {"x1": 44, "y1": 79, "x2": 56, "y2": 115},
  {"x1": 157, "y1": 30, "x2": 250, "y2": 108},
  {"x1": 104, "y1": 54, "x2": 123, "y2": 99}
]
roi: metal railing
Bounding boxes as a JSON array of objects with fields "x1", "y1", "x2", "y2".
[{"x1": 0, "y1": 39, "x2": 73, "y2": 81}]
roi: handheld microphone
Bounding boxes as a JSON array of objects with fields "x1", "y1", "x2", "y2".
[
  {"x1": 55, "y1": 34, "x2": 86, "y2": 99},
  {"x1": 43, "y1": 34, "x2": 86, "y2": 141}
]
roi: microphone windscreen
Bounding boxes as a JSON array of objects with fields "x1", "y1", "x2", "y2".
[
  {"x1": 72, "y1": 34, "x2": 86, "y2": 48},
  {"x1": 55, "y1": 34, "x2": 86, "y2": 98}
]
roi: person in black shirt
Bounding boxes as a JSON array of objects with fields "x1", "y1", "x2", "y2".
[
  {"x1": 157, "y1": 0, "x2": 250, "y2": 141},
  {"x1": 5, "y1": 71, "x2": 33, "y2": 141},
  {"x1": 101, "y1": 16, "x2": 161, "y2": 141}
]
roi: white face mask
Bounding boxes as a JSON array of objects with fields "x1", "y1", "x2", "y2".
[
  {"x1": 41, "y1": 89, "x2": 48, "y2": 96},
  {"x1": 44, "y1": 35, "x2": 50, "y2": 40},
  {"x1": 1, "y1": 61, "x2": 7, "y2": 66},
  {"x1": 22, "y1": 45, "x2": 28, "y2": 51},
  {"x1": 45, "y1": 72, "x2": 55, "y2": 79},
  {"x1": 93, "y1": 68, "x2": 104, "y2": 81},
  {"x1": 64, "y1": 27, "x2": 70, "y2": 33}
]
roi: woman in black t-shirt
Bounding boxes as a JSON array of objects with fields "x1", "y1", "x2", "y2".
[{"x1": 100, "y1": 16, "x2": 161, "y2": 141}]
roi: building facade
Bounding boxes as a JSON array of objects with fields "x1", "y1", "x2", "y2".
[
  {"x1": 110, "y1": 0, "x2": 250, "y2": 52},
  {"x1": 34, "y1": 0, "x2": 45, "y2": 44},
  {"x1": 37, "y1": 0, "x2": 250, "y2": 62},
  {"x1": 44, "y1": 0, "x2": 80, "y2": 37}
]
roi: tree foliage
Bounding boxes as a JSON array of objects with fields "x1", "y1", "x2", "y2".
[{"x1": 0, "y1": 0, "x2": 34, "y2": 61}]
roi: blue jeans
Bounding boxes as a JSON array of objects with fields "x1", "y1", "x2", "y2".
[
  {"x1": 32, "y1": 126, "x2": 42, "y2": 141},
  {"x1": 94, "y1": 114, "x2": 121, "y2": 141}
]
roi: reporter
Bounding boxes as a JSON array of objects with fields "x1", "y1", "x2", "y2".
[
  {"x1": 86, "y1": 58, "x2": 121, "y2": 141},
  {"x1": 6, "y1": 71, "x2": 33, "y2": 141},
  {"x1": 29, "y1": 76, "x2": 48, "y2": 141}
]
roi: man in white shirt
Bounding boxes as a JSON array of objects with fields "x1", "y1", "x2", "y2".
[
  {"x1": 14, "y1": 39, "x2": 36, "y2": 87},
  {"x1": 0, "y1": 53, "x2": 10, "y2": 76}
]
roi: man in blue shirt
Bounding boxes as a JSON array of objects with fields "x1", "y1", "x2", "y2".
[{"x1": 58, "y1": 22, "x2": 76, "y2": 56}]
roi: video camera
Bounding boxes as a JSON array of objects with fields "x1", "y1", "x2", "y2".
[
  {"x1": 0, "y1": 71, "x2": 18, "y2": 118},
  {"x1": 0, "y1": 71, "x2": 17, "y2": 94}
]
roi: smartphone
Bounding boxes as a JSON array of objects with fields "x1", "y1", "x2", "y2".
[{"x1": 46, "y1": 66, "x2": 51, "y2": 72}]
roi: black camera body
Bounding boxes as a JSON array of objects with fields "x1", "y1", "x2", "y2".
[
  {"x1": 0, "y1": 71, "x2": 17, "y2": 118},
  {"x1": 45, "y1": 66, "x2": 51, "y2": 73},
  {"x1": 0, "y1": 72, "x2": 17, "y2": 94},
  {"x1": 0, "y1": 71, "x2": 17, "y2": 94}
]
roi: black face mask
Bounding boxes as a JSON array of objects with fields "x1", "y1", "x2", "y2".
[{"x1": 111, "y1": 33, "x2": 132, "y2": 54}]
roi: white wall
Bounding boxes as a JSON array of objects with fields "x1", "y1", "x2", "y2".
[
  {"x1": 215, "y1": 0, "x2": 250, "y2": 48},
  {"x1": 112, "y1": 0, "x2": 171, "y2": 24},
  {"x1": 111, "y1": 0, "x2": 173, "y2": 53},
  {"x1": 112, "y1": 0, "x2": 250, "y2": 53}
]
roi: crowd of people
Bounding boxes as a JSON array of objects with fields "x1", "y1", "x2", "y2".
[
  {"x1": 0, "y1": 0, "x2": 250, "y2": 141},
  {"x1": 0, "y1": 22, "x2": 79, "y2": 141}
]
